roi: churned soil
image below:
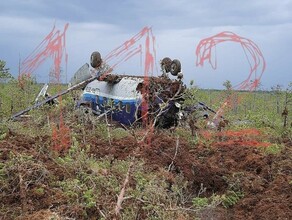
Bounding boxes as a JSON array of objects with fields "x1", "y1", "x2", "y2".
[
  {"x1": 0, "y1": 127, "x2": 291, "y2": 219},
  {"x1": 84, "y1": 128, "x2": 292, "y2": 219}
]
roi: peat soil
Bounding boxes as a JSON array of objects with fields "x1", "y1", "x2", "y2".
[{"x1": 0, "y1": 128, "x2": 291, "y2": 219}]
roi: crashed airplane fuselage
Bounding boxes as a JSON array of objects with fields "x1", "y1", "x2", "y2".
[
  {"x1": 81, "y1": 76, "x2": 144, "y2": 124},
  {"x1": 75, "y1": 51, "x2": 185, "y2": 128},
  {"x1": 79, "y1": 74, "x2": 185, "y2": 128}
]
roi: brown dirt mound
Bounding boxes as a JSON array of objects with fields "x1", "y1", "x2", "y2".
[
  {"x1": 1, "y1": 127, "x2": 291, "y2": 219},
  {"x1": 88, "y1": 135, "x2": 138, "y2": 160},
  {"x1": 86, "y1": 128, "x2": 291, "y2": 219},
  {"x1": 0, "y1": 132, "x2": 69, "y2": 219}
]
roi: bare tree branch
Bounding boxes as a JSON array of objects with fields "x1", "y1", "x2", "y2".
[
  {"x1": 114, "y1": 160, "x2": 134, "y2": 218},
  {"x1": 168, "y1": 136, "x2": 179, "y2": 172}
]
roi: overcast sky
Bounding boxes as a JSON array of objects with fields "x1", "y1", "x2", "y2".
[{"x1": 1, "y1": 0, "x2": 291, "y2": 89}]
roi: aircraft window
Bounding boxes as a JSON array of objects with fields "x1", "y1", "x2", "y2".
[
  {"x1": 126, "y1": 103, "x2": 131, "y2": 113},
  {"x1": 117, "y1": 101, "x2": 123, "y2": 111},
  {"x1": 103, "y1": 97, "x2": 107, "y2": 107}
]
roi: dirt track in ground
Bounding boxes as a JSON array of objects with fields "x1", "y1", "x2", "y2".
[{"x1": 0, "y1": 127, "x2": 291, "y2": 219}]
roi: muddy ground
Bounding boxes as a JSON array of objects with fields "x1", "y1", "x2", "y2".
[{"x1": 0, "y1": 126, "x2": 291, "y2": 219}]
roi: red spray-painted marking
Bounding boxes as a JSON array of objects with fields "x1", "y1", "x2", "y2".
[
  {"x1": 215, "y1": 140, "x2": 271, "y2": 148},
  {"x1": 196, "y1": 31, "x2": 266, "y2": 90},
  {"x1": 217, "y1": 128, "x2": 262, "y2": 138},
  {"x1": 19, "y1": 23, "x2": 70, "y2": 151},
  {"x1": 102, "y1": 26, "x2": 157, "y2": 127},
  {"x1": 19, "y1": 23, "x2": 69, "y2": 82},
  {"x1": 51, "y1": 113, "x2": 71, "y2": 152},
  {"x1": 199, "y1": 128, "x2": 271, "y2": 148},
  {"x1": 196, "y1": 31, "x2": 266, "y2": 123},
  {"x1": 102, "y1": 27, "x2": 156, "y2": 79}
]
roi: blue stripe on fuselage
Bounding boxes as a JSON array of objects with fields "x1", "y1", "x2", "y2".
[{"x1": 82, "y1": 93, "x2": 139, "y2": 125}]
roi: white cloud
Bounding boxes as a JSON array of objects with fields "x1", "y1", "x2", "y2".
[{"x1": 0, "y1": 15, "x2": 51, "y2": 35}]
